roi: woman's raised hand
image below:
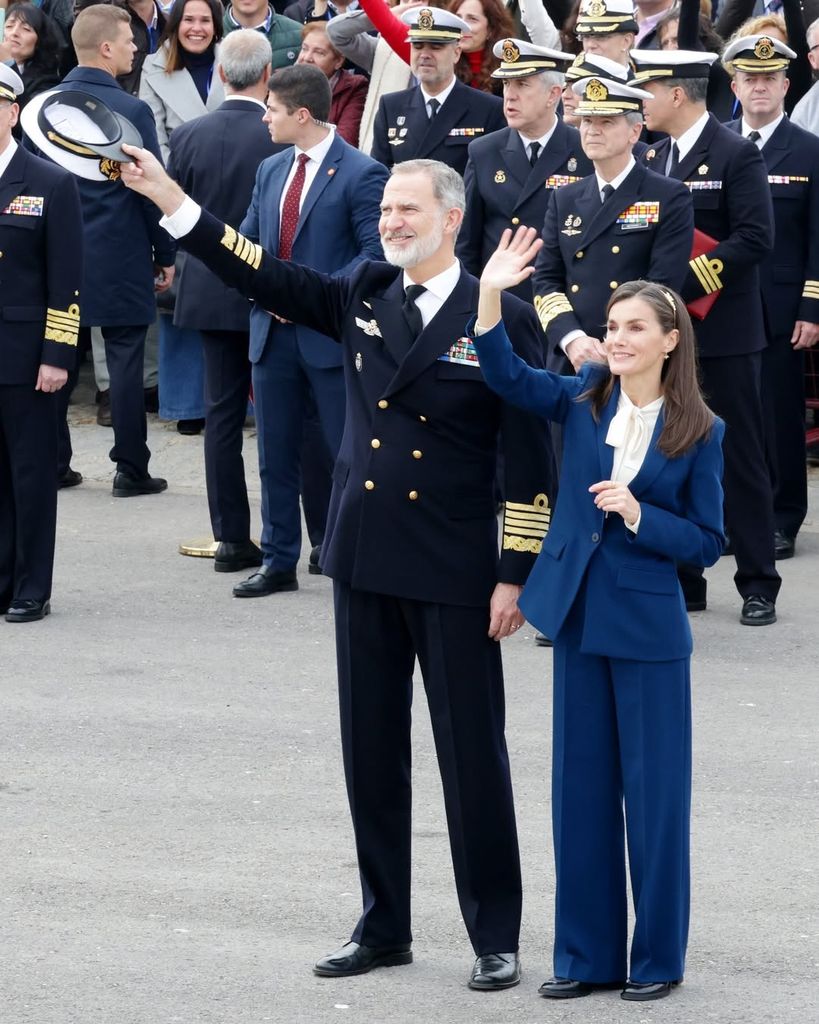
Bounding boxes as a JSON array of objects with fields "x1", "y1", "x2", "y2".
[{"x1": 480, "y1": 226, "x2": 544, "y2": 293}]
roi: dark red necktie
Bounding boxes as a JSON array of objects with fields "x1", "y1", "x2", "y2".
[{"x1": 278, "y1": 152, "x2": 310, "y2": 260}]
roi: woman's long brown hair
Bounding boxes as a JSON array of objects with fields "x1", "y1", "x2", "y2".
[
  {"x1": 581, "y1": 280, "x2": 716, "y2": 458},
  {"x1": 448, "y1": 0, "x2": 515, "y2": 94}
]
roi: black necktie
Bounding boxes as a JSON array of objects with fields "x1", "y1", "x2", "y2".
[
  {"x1": 402, "y1": 284, "x2": 426, "y2": 341},
  {"x1": 528, "y1": 141, "x2": 541, "y2": 167},
  {"x1": 427, "y1": 98, "x2": 440, "y2": 120},
  {"x1": 601, "y1": 183, "x2": 615, "y2": 205},
  {"x1": 747, "y1": 129, "x2": 761, "y2": 145},
  {"x1": 668, "y1": 141, "x2": 680, "y2": 176}
]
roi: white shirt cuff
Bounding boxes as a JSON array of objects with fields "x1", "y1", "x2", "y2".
[
  {"x1": 159, "y1": 196, "x2": 202, "y2": 238},
  {"x1": 559, "y1": 329, "x2": 584, "y2": 354},
  {"x1": 625, "y1": 508, "x2": 642, "y2": 534}
]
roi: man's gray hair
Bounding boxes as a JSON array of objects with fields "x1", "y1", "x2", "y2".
[
  {"x1": 390, "y1": 159, "x2": 466, "y2": 214},
  {"x1": 625, "y1": 110, "x2": 644, "y2": 127},
  {"x1": 219, "y1": 29, "x2": 273, "y2": 91},
  {"x1": 539, "y1": 70, "x2": 565, "y2": 90},
  {"x1": 807, "y1": 16, "x2": 819, "y2": 50}
]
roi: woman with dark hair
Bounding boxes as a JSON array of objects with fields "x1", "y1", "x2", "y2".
[
  {"x1": 140, "y1": 0, "x2": 225, "y2": 433},
  {"x1": 449, "y1": 0, "x2": 514, "y2": 93},
  {"x1": 2, "y1": 3, "x2": 62, "y2": 127},
  {"x1": 468, "y1": 227, "x2": 725, "y2": 1002},
  {"x1": 139, "y1": 0, "x2": 225, "y2": 160}
]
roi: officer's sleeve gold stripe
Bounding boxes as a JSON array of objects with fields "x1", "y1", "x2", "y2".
[
  {"x1": 46, "y1": 306, "x2": 80, "y2": 321},
  {"x1": 504, "y1": 510, "x2": 551, "y2": 526},
  {"x1": 692, "y1": 254, "x2": 721, "y2": 292},
  {"x1": 248, "y1": 243, "x2": 262, "y2": 271},
  {"x1": 505, "y1": 497, "x2": 550, "y2": 512},
  {"x1": 504, "y1": 525, "x2": 549, "y2": 539},
  {"x1": 44, "y1": 327, "x2": 78, "y2": 346},
  {"x1": 690, "y1": 258, "x2": 715, "y2": 295},
  {"x1": 503, "y1": 535, "x2": 543, "y2": 553}
]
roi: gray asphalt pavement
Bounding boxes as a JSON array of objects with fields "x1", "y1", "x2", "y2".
[{"x1": 2, "y1": 386, "x2": 818, "y2": 1024}]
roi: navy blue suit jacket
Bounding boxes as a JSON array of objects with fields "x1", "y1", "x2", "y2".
[
  {"x1": 642, "y1": 114, "x2": 774, "y2": 358},
  {"x1": 471, "y1": 322, "x2": 725, "y2": 660},
  {"x1": 174, "y1": 208, "x2": 556, "y2": 606},
  {"x1": 0, "y1": 146, "x2": 83, "y2": 384},
  {"x1": 168, "y1": 98, "x2": 285, "y2": 332},
  {"x1": 458, "y1": 121, "x2": 593, "y2": 301},
  {"x1": 371, "y1": 79, "x2": 505, "y2": 176},
  {"x1": 727, "y1": 116, "x2": 819, "y2": 339},
  {"x1": 532, "y1": 161, "x2": 694, "y2": 362},
  {"x1": 51, "y1": 67, "x2": 176, "y2": 326},
  {"x1": 240, "y1": 131, "x2": 388, "y2": 367}
]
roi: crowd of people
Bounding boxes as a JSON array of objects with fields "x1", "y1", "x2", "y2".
[{"x1": 1, "y1": 0, "x2": 818, "y2": 1003}]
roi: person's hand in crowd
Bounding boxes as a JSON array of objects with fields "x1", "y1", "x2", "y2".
[
  {"x1": 390, "y1": 0, "x2": 425, "y2": 14},
  {"x1": 35, "y1": 364, "x2": 68, "y2": 394},
  {"x1": 791, "y1": 320, "x2": 819, "y2": 350},
  {"x1": 566, "y1": 335, "x2": 607, "y2": 371},
  {"x1": 488, "y1": 582, "x2": 525, "y2": 641},
  {"x1": 154, "y1": 263, "x2": 175, "y2": 293},
  {"x1": 588, "y1": 480, "x2": 640, "y2": 528},
  {"x1": 312, "y1": 0, "x2": 328, "y2": 16},
  {"x1": 480, "y1": 225, "x2": 543, "y2": 293},
  {"x1": 120, "y1": 144, "x2": 186, "y2": 215}
]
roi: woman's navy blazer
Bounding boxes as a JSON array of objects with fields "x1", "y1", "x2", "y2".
[{"x1": 470, "y1": 319, "x2": 726, "y2": 662}]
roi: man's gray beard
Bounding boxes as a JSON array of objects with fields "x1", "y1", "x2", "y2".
[{"x1": 382, "y1": 221, "x2": 444, "y2": 269}]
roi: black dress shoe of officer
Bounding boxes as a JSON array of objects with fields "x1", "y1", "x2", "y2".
[
  {"x1": 112, "y1": 472, "x2": 168, "y2": 497},
  {"x1": 6, "y1": 599, "x2": 51, "y2": 623},
  {"x1": 308, "y1": 544, "x2": 322, "y2": 575},
  {"x1": 313, "y1": 941, "x2": 412, "y2": 977},
  {"x1": 621, "y1": 979, "x2": 680, "y2": 1001},
  {"x1": 534, "y1": 631, "x2": 553, "y2": 647},
  {"x1": 539, "y1": 977, "x2": 623, "y2": 999},
  {"x1": 214, "y1": 541, "x2": 263, "y2": 574},
  {"x1": 468, "y1": 952, "x2": 520, "y2": 990},
  {"x1": 774, "y1": 530, "x2": 795, "y2": 560},
  {"x1": 740, "y1": 594, "x2": 776, "y2": 626},
  {"x1": 232, "y1": 565, "x2": 298, "y2": 598},
  {"x1": 58, "y1": 467, "x2": 83, "y2": 489}
]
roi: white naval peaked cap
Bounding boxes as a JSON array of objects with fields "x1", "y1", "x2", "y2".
[
  {"x1": 572, "y1": 74, "x2": 652, "y2": 115},
  {"x1": 722, "y1": 34, "x2": 797, "y2": 74},
  {"x1": 0, "y1": 63, "x2": 24, "y2": 102},
  {"x1": 576, "y1": 0, "x2": 638, "y2": 36},
  {"x1": 491, "y1": 38, "x2": 575, "y2": 78},
  {"x1": 401, "y1": 7, "x2": 470, "y2": 42},
  {"x1": 630, "y1": 49, "x2": 719, "y2": 85}
]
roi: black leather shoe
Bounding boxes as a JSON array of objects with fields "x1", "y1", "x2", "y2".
[
  {"x1": 308, "y1": 544, "x2": 322, "y2": 575},
  {"x1": 177, "y1": 418, "x2": 205, "y2": 436},
  {"x1": 313, "y1": 941, "x2": 412, "y2": 977},
  {"x1": 214, "y1": 541, "x2": 263, "y2": 574},
  {"x1": 468, "y1": 952, "x2": 520, "y2": 990},
  {"x1": 774, "y1": 530, "x2": 795, "y2": 560},
  {"x1": 58, "y1": 467, "x2": 83, "y2": 489},
  {"x1": 539, "y1": 977, "x2": 623, "y2": 999},
  {"x1": 232, "y1": 565, "x2": 297, "y2": 597},
  {"x1": 112, "y1": 472, "x2": 168, "y2": 497},
  {"x1": 741, "y1": 594, "x2": 776, "y2": 626},
  {"x1": 534, "y1": 631, "x2": 553, "y2": 647},
  {"x1": 621, "y1": 979, "x2": 680, "y2": 1001},
  {"x1": 685, "y1": 598, "x2": 707, "y2": 612},
  {"x1": 6, "y1": 599, "x2": 51, "y2": 623}
]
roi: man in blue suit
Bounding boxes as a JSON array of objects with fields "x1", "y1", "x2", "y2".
[
  {"x1": 233, "y1": 64, "x2": 388, "y2": 597},
  {"x1": 723, "y1": 34, "x2": 819, "y2": 559},
  {"x1": 458, "y1": 38, "x2": 593, "y2": 303},
  {"x1": 168, "y1": 30, "x2": 284, "y2": 574},
  {"x1": 370, "y1": 8, "x2": 505, "y2": 177},
  {"x1": 28, "y1": 5, "x2": 176, "y2": 497}
]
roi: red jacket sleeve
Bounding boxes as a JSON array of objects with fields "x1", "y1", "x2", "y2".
[{"x1": 359, "y1": 0, "x2": 411, "y2": 65}]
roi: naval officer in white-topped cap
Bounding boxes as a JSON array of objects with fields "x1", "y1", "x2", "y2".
[{"x1": 369, "y1": 7, "x2": 505, "y2": 175}]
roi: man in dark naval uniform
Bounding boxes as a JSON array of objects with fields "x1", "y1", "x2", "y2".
[
  {"x1": 531, "y1": 68, "x2": 693, "y2": 374},
  {"x1": 458, "y1": 38, "x2": 593, "y2": 302},
  {"x1": 370, "y1": 7, "x2": 505, "y2": 176},
  {"x1": 723, "y1": 34, "x2": 819, "y2": 560},
  {"x1": 0, "y1": 65, "x2": 84, "y2": 622},
  {"x1": 120, "y1": 148, "x2": 555, "y2": 991},
  {"x1": 634, "y1": 47, "x2": 780, "y2": 626}
]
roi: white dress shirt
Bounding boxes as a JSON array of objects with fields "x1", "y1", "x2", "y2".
[
  {"x1": 741, "y1": 113, "x2": 784, "y2": 148},
  {"x1": 605, "y1": 389, "x2": 664, "y2": 533},
  {"x1": 404, "y1": 259, "x2": 461, "y2": 328},
  {"x1": 672, "y1": 110, "x2": 711, "y2": 163},
  {"x1": 278, "y1": 128, "x2": 336, "y2": 219},
  {"x1": 517, "y1": 117, "x2": 558, "y2": 163},
  {"x1": 421, "y1": 77, "x2": 457, "y2": 118},
  {"x1": 0, "y1": 137, "x2": 18, "y2": 179}
]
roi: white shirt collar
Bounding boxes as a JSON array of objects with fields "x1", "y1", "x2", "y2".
[
  {"x1": 223, "y1": 95, "x2": 268, "y2": 111},
  {"x1": 741, "y1": 112, "x2": 784, "y2": 147},
  {"x1": 673, "y1": 109, "x2": 711, "y2": 161},
  {"x1": 420, "y1": 77, "x2": 457, "y2": 111},
  {"x1": 403, "y1": 258, "x2": 460, "y2": 300},
  {"x1": 517, "y1": 117, "x2": 558, "y2": 157},
  {"x1": 294, "y1": 127, "x2": 335, "y2": 164},
  {"x1": 595, "y1": 155, "x2": 636, "y2": 199},
  {"x1": 0, "y1": 137, "x2": 18, "y2": 180}
]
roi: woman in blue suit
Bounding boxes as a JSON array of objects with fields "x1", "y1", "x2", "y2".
[{"x1": 469, "y1": 228, "x2": 725, "y2": 1003}]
